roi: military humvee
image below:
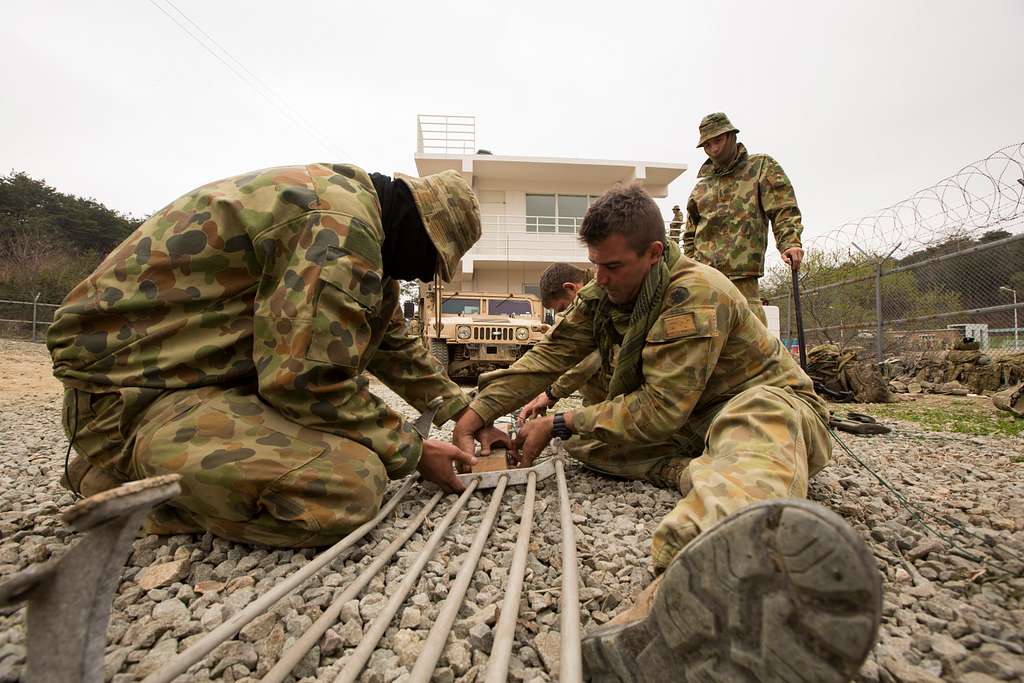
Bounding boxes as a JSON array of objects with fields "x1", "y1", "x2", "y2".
[{"x1": 407, "y1": 283, "x2": 550, "y2": 379}]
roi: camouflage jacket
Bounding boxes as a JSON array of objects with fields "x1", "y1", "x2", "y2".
[
  {"x1": 549, "y1": 350, "x2": 605, "y2": 405},
  {"x1": 48, "y1": 163, "x2": 469, "y2": 478},
  {"x1": 470, "y1": 256, "x2": 825, "y2": 444},
  {"x1": 684, "y1": 144, "x2": 803, "y2": 278}
]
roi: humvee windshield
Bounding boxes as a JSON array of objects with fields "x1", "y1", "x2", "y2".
[
  {"x1": 441, "y1": 298, "x2": 481, "y2": 315},
  {"x1": 488, "y1": 300, "x2": 533, "y2": 316}
]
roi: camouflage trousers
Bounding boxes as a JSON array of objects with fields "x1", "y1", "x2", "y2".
[
  {"x1": 62, "y1": 384, "x2": 388, "y2": 547},
  {"x1": 731, "y1": 277, "x2": 767, "y2": 326},
  {"x1": 563, "y1": 385, "x2": 831, "y2": 570}
]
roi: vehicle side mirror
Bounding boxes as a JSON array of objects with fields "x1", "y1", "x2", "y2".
[{"x1": 403, "y1": 301, "x2": 415, "y2": 319}]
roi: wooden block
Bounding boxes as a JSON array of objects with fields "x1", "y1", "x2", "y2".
[{"x1": 472, "y1": 449, "x2": 510, "y2": 474}]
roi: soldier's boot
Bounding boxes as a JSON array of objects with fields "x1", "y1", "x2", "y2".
[
  {"x1": 581, "y1": 499, "x2": 882, "y2": 683},
  {"x1": 61, "y1": 453, "x2": 125, "y2": 498},
  {"x1": 644, "y1": 458, "x2": 691, "y2": 492}
]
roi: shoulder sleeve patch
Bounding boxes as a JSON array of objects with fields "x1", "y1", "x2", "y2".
[
  {"x1": 647, "y1": 305, "x2": 718, "y2": 342},
  {"x1": 665, "y1": 312, "x2": 696, "y2": 337}
]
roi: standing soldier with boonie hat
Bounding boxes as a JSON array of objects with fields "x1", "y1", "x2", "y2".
[
  {"x1": 48, "y1": 162, "x2": 507, "y2": 546},
  {"x1": 685, "y1": 112, "x2": 806, "y2": 324}
]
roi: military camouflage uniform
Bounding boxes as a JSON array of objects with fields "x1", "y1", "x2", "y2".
[
  {"x1": 549, "y1": 350, "x2": 605, "y2": 406},
  {"x1": 684, "y1": 143, "x2": 803, "y2": 325},
  {"x1": 470, "y1": 252, "x2": 831, "y2": 570},
  {"x1": 667, "y1": 205, "x2": 684, "y2": 245},
  {"x1": 48, "y1": 163, "x2": 476, "y2": 546}
]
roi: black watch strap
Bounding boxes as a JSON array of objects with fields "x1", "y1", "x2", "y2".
[
  {"x1": 545, "y1": 386, "x2": 558, "y2": 402},
  {"x1": 552, "y1": 412, "x2": 572, "y2": 440}
]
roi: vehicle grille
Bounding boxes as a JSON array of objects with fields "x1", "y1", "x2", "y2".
[{"x1": 473, "y1": 326, "x2": 514, "y2": 341}]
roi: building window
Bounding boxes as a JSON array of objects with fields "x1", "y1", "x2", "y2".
[
  {"x1": 525, "y1": 194, "x2": 556, "y2": 233},
  {"x1": 526, "y1": 194, "x2": 598, "y2": 233}
]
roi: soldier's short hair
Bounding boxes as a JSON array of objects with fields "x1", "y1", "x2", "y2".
[
  {"x1": 539, "y1": 263, "x2": 590, "y2": 303},
  {"x1": 579, "y1": 183, "x2": 665, "y2": 254}
]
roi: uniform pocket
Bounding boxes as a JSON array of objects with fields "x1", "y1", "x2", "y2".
[
  {"x1": 305, "y1": 247, "x2": 382, "y2": 368},
  {"x1": 645, "y1": 305, "x2": 718, "y2": 390}
]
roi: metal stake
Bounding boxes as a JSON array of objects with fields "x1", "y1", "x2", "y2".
[
  {"x1": 556, "y1": 458, "x2": 583, "y2": 683},
  {"x1": 260, "y1": 488, "x2": 444, "y2": 683},
  {"x1": 334, "y1": 482, "x2": 480, "y2": 683},
  {"x1": 485, "y1": 470, "x2": 538, "y2": 683},
  {"x1": 145, "y1": 477, "x2": 419, "y2": 683},
  {"x1": 410, "y1": 476, "x2": 509, "y2": 683}
]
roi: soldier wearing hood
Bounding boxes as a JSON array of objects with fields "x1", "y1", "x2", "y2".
[
  {"x1": 684, "y1": 112, "x2": 805, "y2": 324},
  {"x1": 47, "y1": 163, "x2": 503, "y2": 546}
]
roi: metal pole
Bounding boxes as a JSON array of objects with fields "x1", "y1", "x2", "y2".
[
  {"x1": 791, "y1": 269, "x2": 807, "y2": 370},
  {"x1": 32, "y1": 293, "x2": 40, "y2": 342},
  {"x1": 259, "y1": 488, "x2": 445, "y2": 683},
  {"x1": 484, "y1": 471, "x2": 537, "y2": 683},
  {"x1": 145, "y1": 477, "x2": 419, "y2": 683},
  {"x1": 556, "y1": 458, "x2": 583, "y2": 683},
  {"x1": 874, "y1": 263, "x2": 883, "y2": 364},
  {"x1": 333, "y1": 483, "x2": 479, "y2": 683},
  {"x1": 410, "y1": 477, "x2": 509, "y2": 683}
]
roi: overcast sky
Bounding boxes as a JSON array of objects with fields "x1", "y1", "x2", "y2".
[{"x1": 3, "y1": 0, "x2": 1022, "y2": 266}]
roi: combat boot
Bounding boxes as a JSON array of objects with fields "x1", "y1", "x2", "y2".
[
  {"x1": 582, "y1": 499, "x2": 882, "y2": 682},
  {"x1": 645, "y1": 458, "x2": 691, "y2": 492},
  {"x1": 61, "y1": 453, "x2": 125, "y2": 497}
]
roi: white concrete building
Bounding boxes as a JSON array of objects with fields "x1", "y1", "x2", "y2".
[{"x1": 413, "y1": 115, "x2": 687, "y2": 298}]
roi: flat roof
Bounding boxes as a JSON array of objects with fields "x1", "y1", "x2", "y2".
[{"x1": 414, "y1": 153, "x2": 686, "y2": 197}]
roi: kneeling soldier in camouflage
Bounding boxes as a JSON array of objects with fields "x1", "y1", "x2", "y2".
[
  {"x1": 455, "y1": 184, "x2": 881, "y2": 681},
  {"x1": 48, "y1": 163, "x2": 499, "y2": 546}
]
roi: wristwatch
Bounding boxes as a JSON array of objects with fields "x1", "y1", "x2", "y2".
[
  {"x1": 544, "y1": 386, "x2": 558, "y2": 403},
  {"x1": 552, "y1": 412, "x2": 572, "y2": 440}
]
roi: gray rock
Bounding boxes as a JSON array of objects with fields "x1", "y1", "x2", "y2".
[
  {"x1": 133, "y1": 637, "x2": 179, "y2": 677},
  {"x1": 467, "y1": 622, "x2": 493, "y2": 653}
]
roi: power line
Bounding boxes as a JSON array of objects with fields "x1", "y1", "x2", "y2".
[{"x1": 146, "y1": 0, "x2": 352, "y2": 161}]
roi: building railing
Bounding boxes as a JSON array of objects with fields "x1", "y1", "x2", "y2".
[{"x1": 417, "y1": 114, "x2": 476, "y2": 155}]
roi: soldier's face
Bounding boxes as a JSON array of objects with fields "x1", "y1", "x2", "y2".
[
  {"x1": 703, "y1": 132, "x2": 737, "y2": 167},
  {"x1": 589, "y1": 233, "x2": 664, "y2": 305}
]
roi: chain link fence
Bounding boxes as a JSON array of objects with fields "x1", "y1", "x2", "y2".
[
  {"x1": 764, "y1": 142, "x2": 1024, "y2": 375},
  {"x1": 769, "y1": 232, "x2": 1024, "y2": 361},
  {"x1": 0, "y1": 295, "x2": 59, "y2": 341}
]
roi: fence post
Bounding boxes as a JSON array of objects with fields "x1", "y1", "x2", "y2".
[
  {"x1": 32, "y1": 292, "x2": 41, "y2": 343},
  {"x1": 874, "y1": 264, "x2": 883, "y2": 364}
]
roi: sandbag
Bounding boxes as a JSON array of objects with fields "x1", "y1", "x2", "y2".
[{"x1": 992, "y1": 383, "x2": 1024, "y2": 418}]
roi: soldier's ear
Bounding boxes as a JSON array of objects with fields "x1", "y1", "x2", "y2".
[{"x1": 563, "y1": 282, "x2": 582, "y2": 296}]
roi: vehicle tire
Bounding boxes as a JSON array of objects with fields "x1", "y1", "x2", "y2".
[{"x1": 430, "y1": 339, "x2": 449, "y2": 369}]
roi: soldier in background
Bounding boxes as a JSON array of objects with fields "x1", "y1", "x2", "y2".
[
  {"x1": 684, "y1": 112, "x2": 805, "y2": 324},
  {"x1": 454, "y1": 183, "x2": 879, "y2": 682},
  {"x1": 515, "y1": 263, "x2": 605, "y2": 425},
  {"x1": 48, "y1": 163, "x2": 506, "y2": 547},
  {"x1": 667, "y1": 204, "x2": 684, "y2": 244}
]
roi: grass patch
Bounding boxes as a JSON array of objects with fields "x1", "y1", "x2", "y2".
[{"x1": 846, "y1": 403, "x2": 1024, "y2": 437}]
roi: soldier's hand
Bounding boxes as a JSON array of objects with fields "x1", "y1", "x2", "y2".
[
  {"x1": 782, "y1": 246, "x2": 804, "y2": 271},
  {"x1": 452, "y1": 408, "x2": 485, "y2": 461},
  {"x1": 512, "y1": 415, "x2": 554, "y2": 468},
  {"x1": 476, "y1": 425, "x2": 515, "y2": 457},
  {"x1": 517, "y1": 392, "x2": 553, "y2": 427},
  {"x1": 418, "y1": 439, "x2": 476, "y2": 493}
]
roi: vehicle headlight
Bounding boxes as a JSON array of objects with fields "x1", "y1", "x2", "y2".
[
  {"x1": 457, "y1": 325, "x2": 471, "y2": 340},
  {"x1": 515, "y1": 326, "x2": 529, "y2": 341}
]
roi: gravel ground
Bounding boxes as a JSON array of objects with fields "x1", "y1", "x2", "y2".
[{"x1": 1, "y1": 338, "x2": 1022, "y2": 683}]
